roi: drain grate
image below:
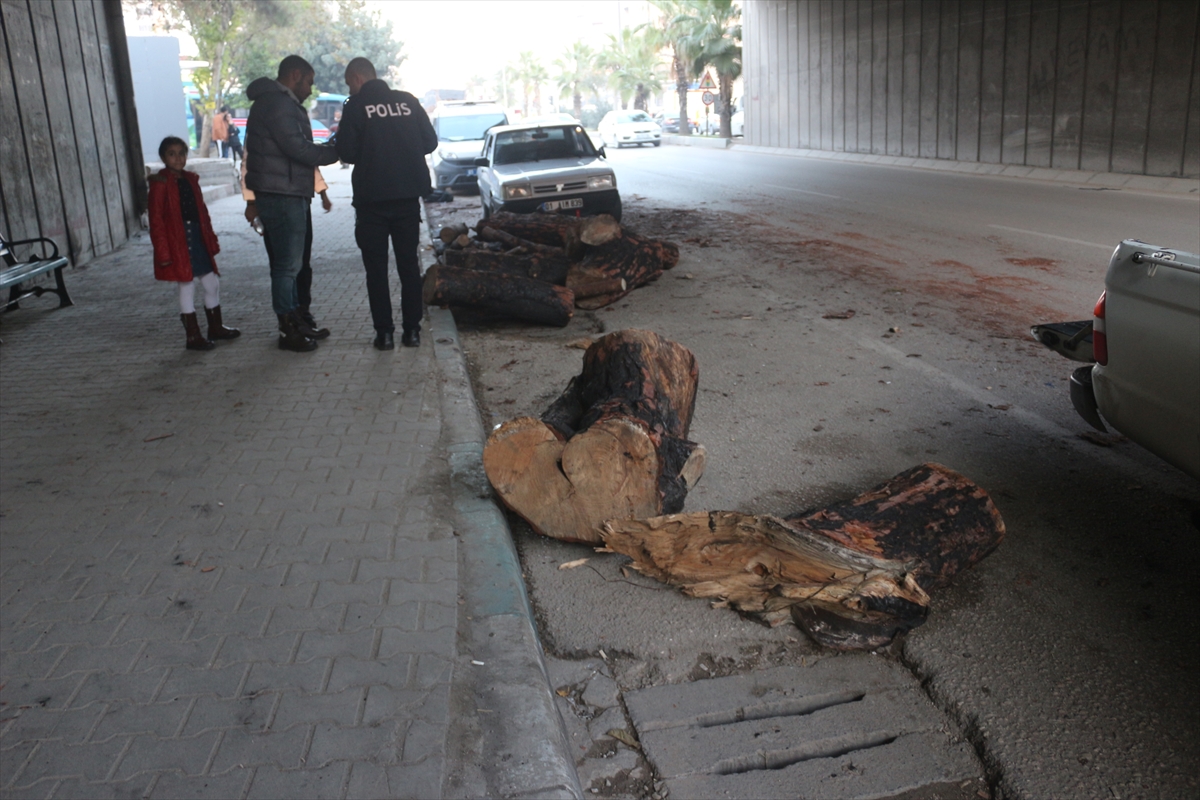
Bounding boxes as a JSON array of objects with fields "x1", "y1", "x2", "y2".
[{"x1": 623, "y1": 659, "x2": 983, "y2": 800}]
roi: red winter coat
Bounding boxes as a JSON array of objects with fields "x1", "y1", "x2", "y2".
[{"x1": 147, "y1": 168, "x2": 220, "y2": 282}]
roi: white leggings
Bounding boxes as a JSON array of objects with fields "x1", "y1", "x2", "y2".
[{"x1": 178, "y1": 273, "x2": 220, "y2": 314}]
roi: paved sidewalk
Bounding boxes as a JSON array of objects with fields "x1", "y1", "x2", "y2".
[{"x1": 0, "y1": 171, "x2": 577, "y2": 799}]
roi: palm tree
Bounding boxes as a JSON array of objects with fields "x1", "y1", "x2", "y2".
[
  {"x1": 599, "y1": 27, "x2": 664, "y2": 111},
  {"x1": 652, "y1": 0, "x2": 703, "y2": 135},
  {"x1": 555, "y1": 41, "x2": 601, "y2": 122},
  {"x1": 676, "y1": 0, "x2": 741, "y2": 137},
  {"x1": 465, "y1": 74, "x2": 488, "y2": 102},
  {"x1": 514, "y1": 51, "x2": 549, "y2": 117}
]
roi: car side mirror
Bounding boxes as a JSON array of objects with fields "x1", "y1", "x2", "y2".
[
  {"x1": 597, "y1": 146, "x2": 607, "y2": 159},
  {"x1": 474, "y1": 157, "x2": 489, "y2": 167}
]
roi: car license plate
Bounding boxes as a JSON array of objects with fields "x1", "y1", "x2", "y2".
[
  {"x1": 466, "y1": 168, "x2": 477, "y2": 177},
  {"x1": 540, "y1": 198, "x2": 584, "y2": 212}
]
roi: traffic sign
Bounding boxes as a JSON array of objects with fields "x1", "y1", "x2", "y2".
[
  {"x1": 701, "y1": 91, "x2": 716, "y2": 106},
  {"x1": 699, "y1": 70, "x2": 717, "y2": 91}
]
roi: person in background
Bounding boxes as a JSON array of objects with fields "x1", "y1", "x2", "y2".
[
  {"x1": 243, "y1": 55, "x2": 339, "y2": 352},
  {"x1": 147, "y1": 136, "x2": 240, "y2": 351},
  {"x1": 336, "y1": 57, "x2": 437, "y2": 349},
  {"x1": 225, "y1": 118, "x2": 243, "y2": 165},
  {"x1": 211, "y1": 106, "x2": 231, "y2": 158}
]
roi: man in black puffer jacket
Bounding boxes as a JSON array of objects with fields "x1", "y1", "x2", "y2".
[
  {"x1": 336, "y1": 57, "x2": 438, "y2": 350},
  {"x1": 244, "y1": 55, "x2": 339, "y2": 352}
]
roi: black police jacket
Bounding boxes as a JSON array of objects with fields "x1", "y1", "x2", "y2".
[{"x1": 335, "y1": 79, "x2": 438, "y2": 204}]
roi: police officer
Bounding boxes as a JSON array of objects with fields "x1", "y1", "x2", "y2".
[{"x1": 336, "y1": 57, "x2": 438, "y2": 349}]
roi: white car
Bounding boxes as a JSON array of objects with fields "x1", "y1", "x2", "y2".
[
  {"x1": 597, "y1": 110, "x2": 662, "y2": 148},
  {"x1": 429, "y1": 101, "x2": 509, "y2": 192},
  {"x1": 475, "y1": 121, "x2": 621, "y2": 221},
  {"x1": 1032, "y1": 240, "x2": 1200, "y2": 479}
]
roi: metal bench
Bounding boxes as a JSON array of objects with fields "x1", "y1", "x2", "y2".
[{"x1": 1, "y1": 232, "x2": 73, "y2": 312}]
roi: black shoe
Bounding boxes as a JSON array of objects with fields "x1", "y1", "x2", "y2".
[
  {"x1": 401, "y1": 329, "x2": 420, "y2": 348},
  {"x1": 297, "y1": 308, "x2": 330, "y2": 340},
  {"x1": 374, "y1": 331, "x2": 395, "y2": 350},
  {"x1": 278, "y1": 312, "x2": 318, "y2": 352}
]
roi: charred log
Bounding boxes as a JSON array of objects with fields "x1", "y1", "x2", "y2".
[
  {"x1": 422, "y1": 264, "x2": 574, "y2": 327},
  {"x1": 483, "y1": 330, "x2": 706, "y2": 544},
  {"x1": 598, "y1": 463, "x2": 1004, "y2": 650}
]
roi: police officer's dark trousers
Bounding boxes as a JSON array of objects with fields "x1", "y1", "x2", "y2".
[{"x1": 354, "y1": 198, "x2": 423, "y2": 335}]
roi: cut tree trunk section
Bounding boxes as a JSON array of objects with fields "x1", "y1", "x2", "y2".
[
  {"x1": 422, "y1": 264, "x2": 574, "y2": 327},
  {"x1": 599, "y1": 463, "x2": 1005, "y2": 650},
  {"x1": 442, "y1": 248, "x2": 570, "y2": 285},
  {"x1": 483, "y1": 329, "x2": 706, "y2": 544}
]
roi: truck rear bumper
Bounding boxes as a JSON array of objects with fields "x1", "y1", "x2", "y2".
[{"x1": 1070, "y1": 365, "x2": 1107, "y2": 432}]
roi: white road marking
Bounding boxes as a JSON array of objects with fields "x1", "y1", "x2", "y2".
[
  {"x1": 987, "y1": 224, "x2": 1112, "y2": 250},
  {"x1": 763, "y1": 183, "x2": 844, "y2": 200}
]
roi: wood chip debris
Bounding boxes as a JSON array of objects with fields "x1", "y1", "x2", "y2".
[
  {"x1": 558, "y1": 558, "x2": 589, "y2": 570},
  {"x1": 822, "y1": 309, "x2": 856, "y2": 319}
]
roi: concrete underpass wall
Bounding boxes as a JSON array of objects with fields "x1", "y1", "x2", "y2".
[
  {"x1": 1, "y1": 0, "x2": 144, "y2": 267},
  {"x1": 742, "y1": 0, "x2": 1200, "y2": 178}
]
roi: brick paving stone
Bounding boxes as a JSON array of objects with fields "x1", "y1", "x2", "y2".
[{"x1": 1, "y1": 174, "x2": 460, "y2": 799}]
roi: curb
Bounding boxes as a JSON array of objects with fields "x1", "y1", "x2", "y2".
[
  {"x1": 663, "y1": 134, "x2": 731, "y2": 149},
  {"x1": 728, "y1": 144, "x2": 1200, "y2": 194},
  {"x1": 422, "y1": 207, "x2": 583, "y2": 799}
]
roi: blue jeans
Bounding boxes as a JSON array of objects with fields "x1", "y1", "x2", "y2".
[{"x1": 255, "y1": 192, "x2": 308, "y2": 315}]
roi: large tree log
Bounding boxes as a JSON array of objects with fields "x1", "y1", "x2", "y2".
[
  {"x1": 567, "y1": 235, "x2": 666, "y2": 309},
  {"x1": 481, "y1": 211, "x2": 624, "y2": 260},
  {"x1": 422, "y1": 264, "x2": 574, "y2": 327},
  {"x1": 442, "y1": 248, "x2": 570, "y2": 285},
  {"x1": 785, "y1": 463, "x2": 1006, "y2": 591},
  {"x1": 599, "y1": 463, "x2": 1004, "y2": 651},
  {"x1": 483, "y1": 330, "x2": 706, "y2": 544}
]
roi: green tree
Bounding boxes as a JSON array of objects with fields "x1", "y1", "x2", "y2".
[
  {"x1": 514, "y1": 51, "x2": 548, "y2": 117},
  {"x1": 145, "y1": 0, "x2": 293, "y2": 155},
  {"x1": 295, "y1": 0, "x2": 406, "y2": 96},
  {"x1": 598, "y1": 27, "x2": 663, "y2": 111},
  {"x1": 675, "y1": 0, "x2": 741, "y2": 136},
  {"x1": 554, "y1": 41, "x2": 601, "y2": 122},
  {"x1": 652, "y1": 0, "x2": 704, "y2": 135}
]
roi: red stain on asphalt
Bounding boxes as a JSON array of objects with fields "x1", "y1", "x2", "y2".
[{"x1": 1005, "y1": 256, "x2": 1058, "y2": 270}]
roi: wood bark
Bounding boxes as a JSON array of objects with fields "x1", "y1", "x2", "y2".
[
  {"x1": 442, "y1": 247, "x2": 569, "y2": 285},
  {"x1": 477, "y1": 225, "x2": 565, "y2": 257},
  {"x1": 422, "y1": 264, "x2": 574, "y2": 327},
  {"x1": 567, "y1": 235, "x2": 666, "y2": 309},
  {"x1": 481, "y1": 211, "x2": 624, "y2": 260},
  {"x1": 599, "y1": 463, "x2": 1005, "y2": 651},
  {"x1": 483, "y1": 329, "x2": 706, "y2": 544}
]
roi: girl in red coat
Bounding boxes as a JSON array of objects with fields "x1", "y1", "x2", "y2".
[{"x1": 148, "y1": 136, "x2": 240, "y2": 350}]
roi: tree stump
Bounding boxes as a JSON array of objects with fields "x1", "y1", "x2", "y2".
[
  {"x1": 422, "y1": 265, "x2": 574, "y2": 327},
  {"x1": 599, "y1": 463, "x2": 1005, "y2": 650},
  {"x1": 483, "y1": 329, "x2": 706, "y2": 544}
]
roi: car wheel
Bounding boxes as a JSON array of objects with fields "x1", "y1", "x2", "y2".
[
  {"x1": 609, "y1": 196, "x2": 622, "y2": 223},
  {"x1": 653, "y1": 141, "x2": 661, "y2": 147}
]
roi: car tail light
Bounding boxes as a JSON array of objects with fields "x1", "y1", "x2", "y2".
[{"x1": 1092, "y1": 290, "x2": 1108, "y2": 365}]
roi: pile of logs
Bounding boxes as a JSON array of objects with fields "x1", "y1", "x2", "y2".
[
  {"x1": 482, "y1": 328, "x2": 1007, "y2": 651},
  {"x1": 423, "y1": 212, "x2": 680, "y2": 327}
]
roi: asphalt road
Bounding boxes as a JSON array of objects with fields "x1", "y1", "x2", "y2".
[{"x1": 443, "y1": 146, "x2": 1200, "y2": 799}]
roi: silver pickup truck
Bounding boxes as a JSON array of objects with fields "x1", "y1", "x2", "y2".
[{"x1": 1032, "y1": 240, "x2": 1200, "y2": 480}]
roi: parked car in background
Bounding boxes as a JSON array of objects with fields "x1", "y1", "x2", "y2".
[
  {"x1": 597, "y1": 110, "x2": 662, "y2": 148},
  {"x1": 1032, "y1": 240, "x2": 1200, "y2": 479},
  {"x1": 655, "y1": 114, "x2": 692, "y2": 134},
  {"x1": 231, "y1": 117, "x2": 330, "y2": 145},
  {"x1": 429, "y1": 101, "x2": 509, "y2": 192},
  {"x1": 475, "y1": 121, "x2": 620, "y2": 221},
  {"x1": 309, "y1": 119, "x2": 331, "y2": 143}
]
